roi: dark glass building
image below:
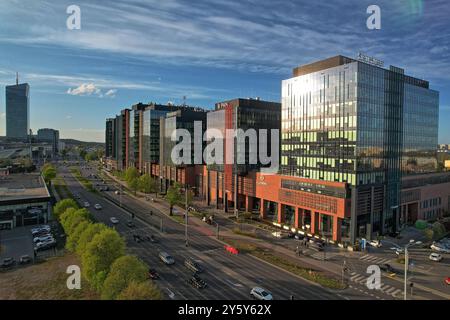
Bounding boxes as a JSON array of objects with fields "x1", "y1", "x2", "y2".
[
  {"x1": 281, "y1": 55, "x2": 439, "y2": 242},
  {"x1": 6, "y1": 82, "x2": 30, "y2": 140}
]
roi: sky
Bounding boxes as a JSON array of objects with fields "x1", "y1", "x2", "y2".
[{"x1": 0, "y1": 0, "x2": 449, "y2": 143}]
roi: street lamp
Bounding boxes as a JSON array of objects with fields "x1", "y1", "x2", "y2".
[
  {"x1": 185, "y1": 185, "x2": 196, "y2": 247},
  {"x1": 381, "y1": 239, "x2": 422, "y2": 300}
]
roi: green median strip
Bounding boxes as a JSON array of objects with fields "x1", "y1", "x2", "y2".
[
  {"x1": 221, "y1": 237, "x2": 345, "y2": 290},
  {"x1": 70, "y1": 168, "x2": 98, "y2": 194}
]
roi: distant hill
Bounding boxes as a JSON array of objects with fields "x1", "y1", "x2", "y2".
[{"x1": 61, "y1": 139, "x2": 105, "y2": 147}]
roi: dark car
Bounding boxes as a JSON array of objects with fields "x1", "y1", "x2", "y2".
[
  {"x1": 127, "y1": 221, "x2": 136, "y2": 228},
  {"x1": 380, "y1": 264, "x2": 397, "y2": 274},
  {"x1": 187, "y1": 275, "x2": 207, "y2": 289},
  {"x1": 184, "y1": 258, "x2": 203, "y2": 273},
  {"x1": 19, "y1": 255, "x2": 32, "y2": 265},
  {"x1": 148, "y1": 268, "x2": 159, "y2": 280},
  {"x1": 1, "y1": 257, "x2": 15, "y2": 268},
  {"x1": 148, "y1": 235, "x2": 159, "y2": 243},
  {"x1": 133, "y1": 234, "x2": 142, "y2": 243}
]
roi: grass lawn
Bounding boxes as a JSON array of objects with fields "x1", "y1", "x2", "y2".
[{"x1": 0, "y1": 253, "x2": 99, "y2": 300}]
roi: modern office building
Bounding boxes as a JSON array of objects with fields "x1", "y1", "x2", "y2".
[
  {"x1": 105, "y1": 118, "x2": 116, "y2": 159},
  {"x1": 158, "y1": 107, "x2": 207, "y2": 193},
  {"x1": 0, "y1": 173, "x2": 52, "y2": 230},
  {"x1": 205, "y1": 98, "x2": 281, "y2": 211},
  {"x1": 37, "y1": 128, "x2": 60, "y2": 155},
  {"x1": 280, "y1": 55, "x2": 439, "y2": 243},
  {"x1": 6, "y1": 78, "x2": 30, "y2": 140}
]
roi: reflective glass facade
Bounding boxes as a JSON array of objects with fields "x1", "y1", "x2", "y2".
[
  {"x1": 6, "y1": 83, "x2": 30, "y2": 140},
  {"x1": 142, "y1": 108, "x2": 169, "y2": 165}
]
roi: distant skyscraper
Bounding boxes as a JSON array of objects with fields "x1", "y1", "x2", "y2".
[{"x1": 6, "y1": 75, "x2": 30, "y2": 140}]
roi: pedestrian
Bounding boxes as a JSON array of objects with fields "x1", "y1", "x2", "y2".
[{"x1": 290, "y1": 295, "x2": 295, "y2": 300}]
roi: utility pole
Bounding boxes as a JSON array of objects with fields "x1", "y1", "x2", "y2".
[
  {"x1": 404, "y1": 247, "x2": 408, "y2": 301},
  {"x1": 185, "y1": 184, "x2": 189, "y2": 247}
]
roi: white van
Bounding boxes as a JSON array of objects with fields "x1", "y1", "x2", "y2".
[{"x1": 159, "y1": 251, "x2": 175, "y2": 265}]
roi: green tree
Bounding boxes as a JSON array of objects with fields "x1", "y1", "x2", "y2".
[
  {"x1": 166, "y1": 183, "x2": 182, "y2": 216},
  {"x1": 117, "y1": 281, "x2": 163, "y2": 300},
  {"x1": 79, "y1": 148, "x2": 87, "y2": 160},
  {"x1": 61, "y1": 208, "x2": 91, "y2": 235},
  {"x1": 66, "y1": 220, "x2": 91, "y2": 252},
  {"x1": 101, "y1": 255, "x2": 148, "y2": 300},
  {"x1": 128, "y1": 177, "x2": 139, "y2": 195},
  {"x1": 125, "y1": 167, "x2": 139, "y2": 183},
  {"x1": 81, "y1": 229, "x2": 126, "y2": 291},
  {"x1": 42, "y1": 164, "x2": 56, "y2": 185},
  {"x1": 139, "y1": 174, "x2": 158, "y2": 196},
  {"x1": 53, "y1": 199, "x2": 78, "y2": 220},
  {"x1": 76, "y1": 223, "x2": 109, "y2": 256}
]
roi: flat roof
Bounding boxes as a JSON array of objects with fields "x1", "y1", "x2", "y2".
[{"x1": 0, "y1": 173, "x2": 51, "y2": 203}]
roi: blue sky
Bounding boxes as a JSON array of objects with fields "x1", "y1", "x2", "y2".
[{"x1": 0, "y1": 0, "x2": 449, "y2": 142}]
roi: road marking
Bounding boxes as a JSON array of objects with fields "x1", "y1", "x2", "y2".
[
  {"x1": 386, "y1": 287, "x2": 396, "y2": 294},
  {"x1": 392, "y1": 289, "x2": 402, "y2": 297},
  {"x1": 381, "y1": 285, "x2": 390, "y2": 291}
]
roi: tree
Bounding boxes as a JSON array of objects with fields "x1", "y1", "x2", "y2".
[
  {"x1": 125, "y1": 167, "x2": 139, "y2": 183},
  {"x1": 81, "y1": 229, "x2": 126, "y2": 291},
  {"x1": 101, "y1": 255, "x2": 148, "y2": 300},
  {"x1": 166, "y1": 183, "x2": 182, "y2": 216},
  {"x1": 66, "y1": 220, "x2": 91, "y2": 252},
  {"x1": 116, "y1": 281, "x2": 163, "y2": 300},
  {"x1": 42, "y1": 164, "x2": 56, "y2": 185},
  {"x1": 139, "y1": 174, "x2": 158, "y2": 196},
  {"x1": 53, "y1": 199, "x2": 78, "y2": 220},
  {"x1": 79, "y1": 148, "x2": 87, "y2": 160},
  {"x1": 61, "y1": 208, "x2": 91, "y2": 235},
  {"x1": 76, "y1": 223, "x2": 108, "y2": 256},
  {"x1": 128, "y1": 177, "x2": 139, "y2": 196}
]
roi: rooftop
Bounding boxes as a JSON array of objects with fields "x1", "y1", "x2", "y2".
[{"x1": 0, "y1": 173, "x2": 51, "y2": 202}]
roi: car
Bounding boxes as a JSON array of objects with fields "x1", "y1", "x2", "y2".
[
  {"x1": 110, "y1": 217, "x2": 119, "y2": 224},
  {"x1": 19, "y1": 255, "x2": 32, "y2": 265},
  {"x1": 368, "y1": 240, "x2": 382, "y2": 248},
  {"x1": 395, "y1": 248, "x2": 404, "y2": 256},
  {"x1": 84, "y1": 202, "x2": 90, "y2": 208},
  {"x1": 271, "y1": 231, "x2": 287, "y2": 239},
  {"x1": 127, "y1": 221, "x2": 135, "y2": 228},
  {"x1": 133, "y1": 234, "x2": 142, "y2": 243},
  {"x1": 159, "y1": 251, "x2": 175, "y2": 265},
  {"x1": 31, "y1": 225, "x2": 50, "y2": 233},
  {"x1": 431, "y1": 243, "x2": 450, "y2": 253},
  {"x1": 287, "y1": 232, "x2": 296, "y2": 239},
  {"x1": 250, "y1": 287, "x2": 273, "y2": 301},
  {"x1": 187, "y1": 275, "x2": 207, "y2": 289},
  {"x1": 148, "y1": 268, "x2": 159, "y2": 280},
  {"x1": 294, "y1": 234, "x2": 304, "y2": 241},
  {"x1": 429, "y1": 253, "x2": 443, "y2": 262},
  {"x1": 33, "y1": 235, "x2": 54, "y2": 243},
  {"x1": 148, "y1": 235, "x2": 159, "y2": 243},
  {"x1": 94, "y1": 204, "x2": 102, "y2": 210},
  {"x1": 379, "y1": 264, "x2": 397, "y2": 274},
  {"x1": 115, "y1": 191, "x2": 120, "y2": 195},
  {"x1": 32, "y1": 229, "x2": 51, "y2": 237},
  {"x1": 35, "y1": 241, "x2": 57, "y2": 251},
  {"x1": 445, "y1": 277, "x2": 450, "y2": 285},
  {"x1": 1, "y1": 257, "x2": 15, "y2": 268},
  {"x1": 184, "y1": 258, "x2": 203, "y2": 273}
]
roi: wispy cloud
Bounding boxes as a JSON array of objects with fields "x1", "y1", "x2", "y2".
[{"x1": 67, "y1": 83, "x2": 102, "y2": 97}]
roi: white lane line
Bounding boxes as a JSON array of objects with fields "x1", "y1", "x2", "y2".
[
  {"x1": 352, "y1": 275, "x2": 366, "y2": 282},
  {"x1": 381, "y1": 285, "x2": 390, "y2": 291},
  {"x1": 392, "y1": 289, "x2": 402, "y2": 297},
  {"x1": 386, "y1": 287, "x2": 396, "y2": 294}
]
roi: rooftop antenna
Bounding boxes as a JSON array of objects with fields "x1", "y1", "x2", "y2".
[
  {"x1": 183, "y1": 95, "x2": 187, "y2": 107},
  {"x1": 16, "y1": 72, "x2": 19, "y2": 86}
]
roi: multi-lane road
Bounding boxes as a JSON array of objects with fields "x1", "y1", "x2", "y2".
[{"x1": 57, "y1": 162, "x2": 372, "y2": 300}]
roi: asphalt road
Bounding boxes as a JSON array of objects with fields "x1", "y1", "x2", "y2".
[{"x1": 57, "y1": 163, "x2": 364, "y2": 300}]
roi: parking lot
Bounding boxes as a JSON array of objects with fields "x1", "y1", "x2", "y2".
[
  {"x1": 0, "y1": 226, "x2": 35, "y2": 263},
  {"x1": 0, "y1": 222, "x2": 64, "y2": 269}
]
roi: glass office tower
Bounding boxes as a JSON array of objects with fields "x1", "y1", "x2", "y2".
[
  {"x1": 281, "y1": 56, "x2": 439, "y2": 242},
  {"x1": 6, "y1": 83, "x2": 30, "y2": 140}
]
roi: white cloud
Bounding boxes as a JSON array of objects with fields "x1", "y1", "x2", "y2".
[
  {"x1": 66, "y1": 83, "x2": 118, "y2": 98},
  {"x1": 104, "y1": 89, "x2": 117, "y2": 98},
  {"x1": 67, "y1": 83, "x2": 101, "y2": 96}
]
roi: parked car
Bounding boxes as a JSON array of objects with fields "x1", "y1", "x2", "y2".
[
  {"x1": 32, "y1": 229, "x2": 51, "y2": 237},
  {"x1": 159, "y1": 251, "x2": 175, "y2": 265},
  {"x1": 429, "y1": 253, "x2": 443, "y2": 262},
  {"x1": 271, "y1": 231, "x2": 287, "y2": 239},
  {"x1": 35, "y1": 239, "x2": 57, "y2": 250},
  {"x1": 33, "y1": 235, "x2": 54, "y2": 243},
  {"x1": 1, "y1": 257, "x2": 15, "y2": 268},
  {"x1": 115, "y1": 191, "x2": 120, "y2": 195},
  {"x1": 94, "y1": 204, "x2": 102, "y2": 210},
  {"x1": 184, "y1": 258, "x2": 203, "y2": 273},
  {"x1": 19, "y1": 255, "x2": 32, "y2": 265},
  {"x1": 431, "y1": 243, "x2": 450, "y2": 253},
  {"x1": 250, "y1": 287, "x2": 273, "y2": 300},
  {"x1": 84, "y1": 202, "x2": 90, "y2": 208},
  {"x1": 294, "y1": 234, "x2": 305, "y2": 241},
  {"x1": 110, "y1": 217, "x2": 119, "y2": 225},
  {"x1": 31, "y1": 225, "x2": 50, "y2": 233},
  {"x1": 148, "y1": 268, "x2": 159, "y2": 280}
]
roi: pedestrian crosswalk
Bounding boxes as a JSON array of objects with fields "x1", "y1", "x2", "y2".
[
  {"x1": 310, "y1": 252, "x2": 340, "y2": 260},
  {"x1": 348, "y1": 271, "x2": 402, "y2": 299},
  {"x1": 359, "y1": 254, "x2": 392, "y2": 265}
]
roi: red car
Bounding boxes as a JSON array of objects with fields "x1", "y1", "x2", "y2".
[{"x1": 445, "y1": 277, "x2": 450, "y2": 285}]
